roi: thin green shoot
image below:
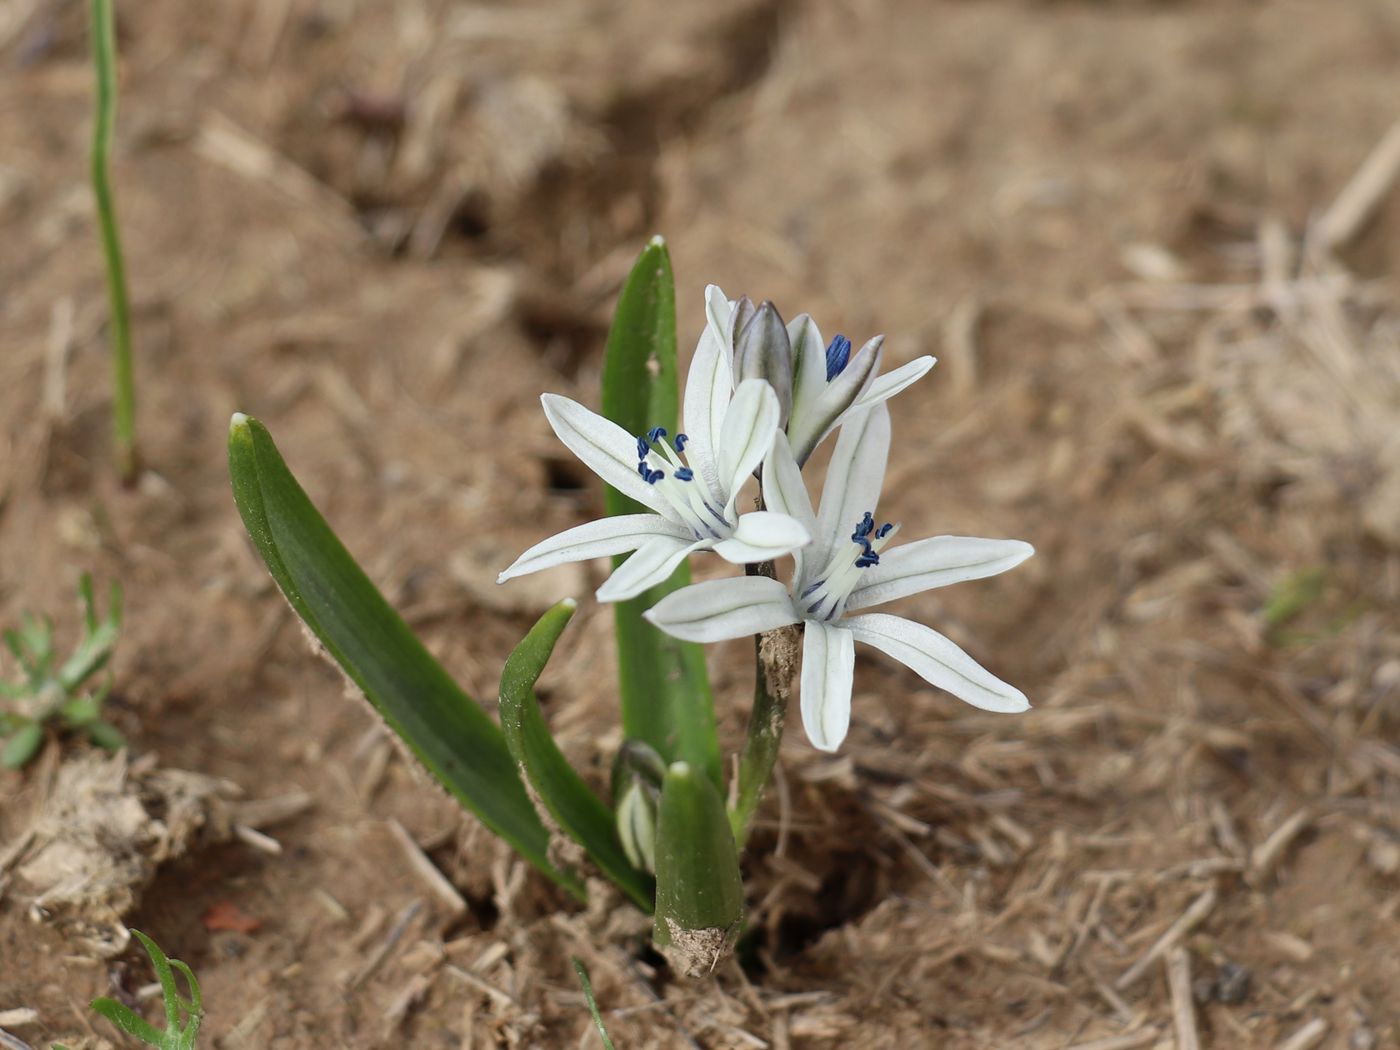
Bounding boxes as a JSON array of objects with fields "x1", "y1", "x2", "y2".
[
  {"x1": 1, "y1": 574, "x2": 124, "y2": 769},
  {"x1": 572, "y1": 957, "x2": 616, "y2": 1050},
  {"x1": 90, "y1": 0, "x2": 138, "y2": 482},
  {"x1": 88, "y1": 930, "x2": 203, "y2": 1049}
]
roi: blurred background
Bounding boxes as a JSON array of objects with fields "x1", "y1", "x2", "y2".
[{"x1": 2, "y1": 0, "x2": 1398, "y2": 1046}]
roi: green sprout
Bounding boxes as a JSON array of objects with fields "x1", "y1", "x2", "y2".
[
  {"x1": 1, "y1": 574, "x2": 124, "y2": 769},
  {"x1": 90, "y1": 0, "x2": 139, "y2": 482},
  {"x1": 572, "y1": 958, "x2": 616, "y2": 1050},
  {"x1": 77, "y1": 931, "x2": 203, "y2": 1049}
]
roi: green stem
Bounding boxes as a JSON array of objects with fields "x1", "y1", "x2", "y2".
[
  {"x1": 729, "y1": 561, "x2": 798, "y2": 849},
  {"x1": 90, "y1": 0, "x2": 137, "y2": 483}
]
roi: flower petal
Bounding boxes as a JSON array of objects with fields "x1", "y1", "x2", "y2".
[
  {"x1": 497, "y1": 514, "x2": 690, "y2": 583},
  {"x1": 712, "y1": 510, "x2": 811, "y2": 565},
  {"x1": 542, "y1": 394, "x2": 671, "y2": 517},
  {"x1": 812, "y1": 403, "x2": 890, "y2": 571},
  {"x1": 683, "y1": 290, "x2": 736, "y2": 505},
  {"x1": 851, "y1": 355, "x2": 937, "y2": 412},
  {"x1": 596, "y1": 535, "x2": 709, "y2": 604},
  {"x1": 643, "y1": 575, "x2": 798, "y2": 643},
  {"x1": 716, "y1": 379, "x2": 780, "y2": 514},
  {"x1": 845, "y1": 537, "x2": 1034, "y2": 612},
  {"x1": 706, "y1": 284, "x2": 736, "y2": 350},
  {"x1": 760, "y1": 432, "x2": 816, "y2": 583},
  {"x1": 845, "y1": 612, "x2": 1028, "y2": 713},
  {"x1": 787, "y1": 335, "x2": 883, "y2": 465},
  {"x1": 786, "y1": 313, "x2": 828, "y2": 431},
  {"x1": 800, "y1": 620, "x2": 855, "y2": 752}
]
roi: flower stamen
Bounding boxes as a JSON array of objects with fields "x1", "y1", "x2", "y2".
[
  {"x1": 800, "y1": 510, "x2": 899, "y2": 621},
  {"x1": 635, "y1": 427, "x2": 726, "y2": 538}
]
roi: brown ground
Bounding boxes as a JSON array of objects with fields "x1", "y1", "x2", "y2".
[{"x1": 3, "y1": 0, "x2": 1400, "y2": 1047}]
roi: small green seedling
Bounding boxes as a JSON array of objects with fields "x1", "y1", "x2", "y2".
[
  {"x1": 572, "y1": 957, "x2": 616, "y2": 1050},
  {"x1": 1, "y1": 574, "x2": 124, "y2": 769},
  {"x1": 63, "y1": 931, "x2": 202, "y2": 1050},
  {"x1": 90, "y1": 0, "x2": 139, "y2": 481}
]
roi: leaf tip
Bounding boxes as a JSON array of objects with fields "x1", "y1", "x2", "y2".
[
  {"x1": 648, "y1": 233, "x2": 666, "y2": 248},
  {"x1": 230, "y1": 411, "x2": 250, "y2": 432}
]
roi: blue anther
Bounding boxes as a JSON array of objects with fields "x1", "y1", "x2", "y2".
[
  {"x1": 825, "y1": 334, "x2": 853, "y2": 381},
  {"x1": 637, "y1": 461, "x2": 649, "y2": 478},
  {"x1": 852, "y1": 511, "x2": 875, "y2": 541},
  {"x1": 855, "y1": 552, "x2": 880, "y2": 568},
  {"x1": 646, "y1": 468, "x2": 666, "y2": 484},
  {"x1": 876, "y1": 522, "x2": 894, "y2": 539},
  {"x1": 637, "y1": 436, "x2": 650, "y2": 459},
  {"x1": 800, "y1": 579, "x2": 824, "y2": 599},
  {"x1": 674, "y1": 467, "x2": 694, "y2": 481},
  {"x1": 673, "y1": 433, "x2": 689, "y2": 453},
  {"x1": 647, "y1": 427, "x2": 668, "y2": 445}
]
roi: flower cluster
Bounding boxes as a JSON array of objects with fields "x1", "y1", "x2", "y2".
[{"x1": 500, "y1": 286, "x2": 1033, "y2": 752}]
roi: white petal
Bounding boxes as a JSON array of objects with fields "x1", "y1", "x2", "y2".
[
  {"x1": 542, "y1": 394, "x2": 670, "y2": 518},
  {"x1": 812, "y1": 403, "x2": 890, "y2": 571},
  {"x1": 852, "y1": 355, "x2": 937, "y2": 412},
  {"x1": 846, "y1": 537, "x2": 1034, "y2": 612},
  {"x1": 712, "y1": 510, "x2": 811, "y2": 564},
  {"x1": 760, "y1": 432, "x2": 817, "y2": 583},
  {"x1": 596, "y1": 535, "x2": 708, "y2": 604},
  {"x1": 786, "y1": 313, "x2": 828, "y2": 429},
  {"x1": 716, "y1": 379, "x2": 780, "y2": 514},
  {"x1": 643, "y1": 575, "x2": 799, "y2": 643},
  {"x1": 786, "y1": 336, "x2": 883, "y2": 465},
  {"x1": 683, "y1": 313, "x2": 734, "y2": 506},
  {"x1": 846, "y1": 613, "x2": 1028, "y2": 713},
  {"x1": 497, "y1": 514, "x2": 689, "y2": 583},
  {"x1": 800, "y1": 620, "x2": 855, "y2": 752},
  {"x1": 705, "y1": 284, "x2": 735, "y2": 351}
]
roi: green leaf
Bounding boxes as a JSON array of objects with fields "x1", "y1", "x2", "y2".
[
  {"x1": 652, "y1": 761, "x2": 743, "y2": 977},
  {"x1": 228, "y1": 413, "x2": 581, "y2": 901},
  {"x1": 90, "y1": 999, "x2": 166, "y2": 1045},
  {"x1": 571, "y1": 957, "x2": 617, "y2": 1050},
  {"x1": 58, "y1": 575, "x2": 122, "y2": 692},
  {"x1": 601, "y1": 237, "x2": 719, "y2": 786},
  {"x1": 499, "y1": 601, "x2": 654, "y2": 910},
  {"x1": 62, "y1": 694, "x2": 102, "y2": 726},
  {"x1": 86, "y1": 719, "x2": 126, "y2": 752},
  {"x1": 2, "y1": 721, "x2": 44, "y2": 769}
]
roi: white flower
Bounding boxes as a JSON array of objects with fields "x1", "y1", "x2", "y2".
[
  {"x1": 702, "y1": 285, "x2": 938, "y2": 466},
  {"x1": 497, "y1": 378, "x2": 811, "y2": 603},
  {"x1": 643, "y1": 404, "x2": 1033, "y2": 752}
]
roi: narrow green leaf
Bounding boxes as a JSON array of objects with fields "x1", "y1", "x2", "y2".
[
  {"x1": 59, "y1": 577, "x2": 122, "y2": 691},
  {"x1": 91, "y1": 0, "x2": 139, "y2": 482},
  {"x1": 499, "y1": 601, "x2": 654, "y2": 910},
  {"x1": 90, "y1": 999, "x2": 165, "y2": 1044},
  {"x1": 571, "y1": 957, "x2": 617, "y2": 1050},
  {"x1": 130, "y1": 930, "x2": 182, "y2": 1032},
  {"x1": 601, "y1": 237, "x2": 719, "y2": 786},
  {"x1": 228, "y1": 414, "x2": 582, "y2": 901},
  {"x1": 86, "y1": 719, "x2": 126, "y2": 752},
  {"x1": 652, "y1": 761, "x2": 744, "y2": 977},
  {"x1": 2, "y1": 721, "x2": 44, "y2": 769}
]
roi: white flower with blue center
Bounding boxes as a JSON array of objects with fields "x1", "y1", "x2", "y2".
[
  {"x1": 701, "y1": 285, "x2": 938, "y2": 466},
  {"x1": 498, "y1": 374, "x2": 811, "y2": 603},
  {"x1": 642, "y1": 403, "x2": 1033, "y2": 752}
]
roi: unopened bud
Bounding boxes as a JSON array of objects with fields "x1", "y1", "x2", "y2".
[
  {"x1": 616, "y1": 778, "x2": 659, "y2": 873},
  {"x1": 733, "y1": 300, "x2": 794, "y2": 426}
]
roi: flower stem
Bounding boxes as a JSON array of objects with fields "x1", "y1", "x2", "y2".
[
  {"x1": 729, "y1": 561, "x2": 799, "y2": 849},
  {"x1": 90, "y1": 0, "x2": 137, "y2": 484}
]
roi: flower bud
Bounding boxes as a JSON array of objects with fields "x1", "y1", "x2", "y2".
[
  {"x1": 611, "y1": 740, "x2": 666, "y2": 874},
  {"x1": 733, "y1": 300, "x2": 794, "y2": 426},
  {"x1": 615, "y1": 778, "x2": 659, "y2": 873}
]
